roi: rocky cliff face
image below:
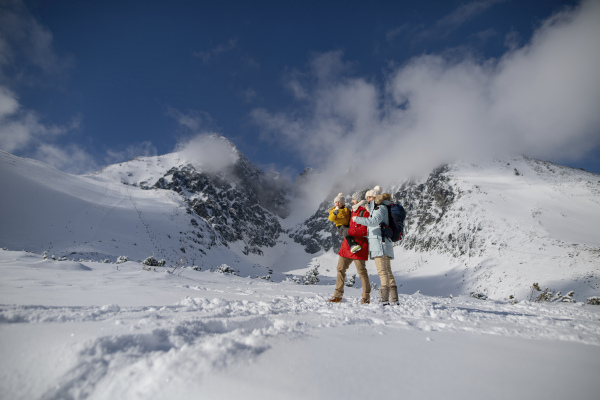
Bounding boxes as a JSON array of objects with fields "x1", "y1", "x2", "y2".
[
  {"x1": 152, "y1": 161, "x2": 286, "y2": 255},
  {"x1": 288, "y1": 200, "x2": 343, "y2": 254},
  {"x1": 391, "y1": 164, "x2": 461, "y2": 255},
  {"x1": 97, "y1": 135, "x2": 292, "y2": 257},
  {"x1": 289, "y1": 165, "x2": 458, "y2": 255}
]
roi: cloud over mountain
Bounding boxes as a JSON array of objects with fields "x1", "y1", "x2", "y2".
[{"x1": 252, "y1": 0, "x2": 600, "y2": 204}]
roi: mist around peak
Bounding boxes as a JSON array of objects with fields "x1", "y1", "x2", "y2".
[
  {"x1": 175, "y1": 133, "x2": 240, "y2": 175},
  {"x1": 252, "y1": 0, "x2": 600, "y2": 209}
]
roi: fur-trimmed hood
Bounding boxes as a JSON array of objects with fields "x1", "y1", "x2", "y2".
[{"x1": 374, "y1": 193, "x2": 392, "y2": 205}]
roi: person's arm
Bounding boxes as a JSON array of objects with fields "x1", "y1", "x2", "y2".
[
  {"x1": 338, "y1": 207, "x2": 351, "y2": 225},
  {"x1": 328, "y1": 207, "x2": 337, "y2": 222},
  {"x1": 348, "y1": 210, "x2": 368, "y2": 237},
  {"x1": 354, "y1": 207, "x2": 384, "y2": 227}
]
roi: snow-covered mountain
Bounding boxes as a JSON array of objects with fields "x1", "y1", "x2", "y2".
[
  {"x1": 289, "y1": 158, "x2": 600, "y2": 301},
  {"x1": 0, "y1": 137, "x2": 294, "y2": 279},
  {"x1": 1, "y1": 140, "x2": 599, "y2": 301},
  {"x1": 394, "y1": 159, "x2": 600, "y2": 301}
]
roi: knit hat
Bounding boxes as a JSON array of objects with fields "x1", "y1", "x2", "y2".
[
  {"x1": 365, "y1": 185, "x2": 382, "y2": 198},
  {"x1": 352, "y1": 199, "x2": 367, "y2": 212},
  {"x1": 333, "y1": 193, "x2": 345, "y2": 205},
  {"x1": 352, "y1": 188, "x2": 369, "y2": 202}
]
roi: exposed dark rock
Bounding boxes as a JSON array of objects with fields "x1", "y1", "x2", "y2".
[
  {"x1": 394, "y1": 165, "x2": 457, "y2": 252},
  {"x1": 289, "y1": 164, "x2": 459, "y2": 256},
  {"x1": 150, "y1": 157, "x2": 287, "y2": 255},
  {"x1": 289, "y1": 200, "x2": 343, "y2": 254}
]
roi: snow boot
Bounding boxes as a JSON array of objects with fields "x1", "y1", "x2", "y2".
[
  {"x1": 361, "y1": 297, "x2": 370, "y2": 305},
  {"x1": 390, "y1": 285, "x2": 399, "y2": 305},
  {"x1": 379, "y1": 286, "x2": 390, "y2": 305},
  {"x1": 328, "y1": 296, "x2": 342, "y2": 303}
]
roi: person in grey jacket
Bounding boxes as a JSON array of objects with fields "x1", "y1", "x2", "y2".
[{"x1": 353, "y1": 186, "x2": 399, "y2": 305}]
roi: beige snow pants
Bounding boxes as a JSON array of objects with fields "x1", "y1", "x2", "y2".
[
  {"x1": 333, "y1": 256, "x2": 371, "y2": 301},
  {"x1": 374, "y1": 256, "x2": 398, "y2": 303},
  {"x1": 374, "y1": 255, "x2": 397, "y2": 290}
]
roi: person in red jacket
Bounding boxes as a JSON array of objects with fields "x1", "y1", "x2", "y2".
[{"x1": 328, "y1": 189, "x2": 371, "y2": 304}]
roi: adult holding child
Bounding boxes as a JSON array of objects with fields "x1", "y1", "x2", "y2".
[
  {"x1": 328, "y1": 189, "x2": 371, "y2": 304},
  {"x1": 353, "y1": 186, "x2": 399, "y2": 305}
]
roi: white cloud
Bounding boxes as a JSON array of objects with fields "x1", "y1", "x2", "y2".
[
  {"x1": 0, "y1": 98, "x2": 95, "y2": 174},
  {"x1": 0, "y1": 85, "x2": 95, "y2": 173},
  {"x1": 167, "y1": 109, "x2": 239, "y2": 173},
  {"x1": 241, "y1": 54, "x2": 260, "y2": 70},
  {"x1": 390, "y1": 0, "x2": 506, "y2": 44},
  {"x1": 0, "y1": 85, "x2": 79, "y2": 154},
  {"x1": 194, "y1": 38, "x2": 259, "y2": 74},
  {"x1": 240, "y1": 87, "x2": 259, "y2": 104},
  {"x1": 386, "y1": 24, "x2": 409, "y2": 43},
  {"x1": 252, "y1": 0, "x2": 600, "y2": 206},
  {"x1": 105, "y1": 141, "x2": 158, "y2": 165},
  {"x1": 504, "y1": 29, "x2": 521, "y2": 51},
  {"x1": 489, "y1": 0, "x2": 600, "y2": 160},
  {"x1": 0, "y1": 0, "x2": 90, "y2": 173},
  {"x1": 166, "y1": 107, "x2": 217, "y2": 132},
  {"x1": 309, "y1": 49, "x2": 350, "y2": 82},
  {"x1": 0, "y1": 86, "x2": 19, "y2": 118},
  {"x1": 34, "y1": 143, "x2": 98, "y2": 175},
  {"x1": 0, "y1": 0, "x2": 69, "y2": 78},
  {"x1": 437, "y1": 0, "x2": 506, "y2": 32},
  {"x1": 282, "y1": 69, "x2": 309, "y2": 100},
  {"x1": 471, "y1": 28, "x2": 497, "y2": 44},
  {"x1": 175, "y1": 134, "x2": 239, "y2": 174},
  {"x1": 193, "y1": 38, "x2": 242, "y2": 65}
]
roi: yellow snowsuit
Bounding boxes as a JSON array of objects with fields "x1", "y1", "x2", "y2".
[{"x1": 328, "y1": 205, "x2": 351, "y2": 226}]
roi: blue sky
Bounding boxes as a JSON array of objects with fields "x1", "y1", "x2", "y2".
[{"x1": 1, "y1": 0, "x2": 599, "y2": 179}]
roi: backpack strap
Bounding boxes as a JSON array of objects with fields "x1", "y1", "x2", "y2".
[{"x1": 381, "y1": 203, "x2": 392, "y2": 243}]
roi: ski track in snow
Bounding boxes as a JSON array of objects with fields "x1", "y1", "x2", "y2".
[{"x1": 2, "y1": 290, "x2": 599, "y2": 399}]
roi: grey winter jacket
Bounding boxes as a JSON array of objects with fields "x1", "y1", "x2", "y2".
[{"x1": 354, "y1": 200, "x2": 395, "y2": 259}]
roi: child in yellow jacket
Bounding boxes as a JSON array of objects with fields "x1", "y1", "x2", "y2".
[{"x1": 328, "y1": 193, "x2": 361, "y2": 253}]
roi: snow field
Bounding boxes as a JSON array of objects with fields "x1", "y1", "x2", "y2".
[
  {"x1": 2, "y1": 151, "x2": 600, "y2": 399},
  {"x1": 1, "y1": 250, "x2": 600, "y2": 399}
]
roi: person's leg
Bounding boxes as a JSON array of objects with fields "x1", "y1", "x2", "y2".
[
  {"x1": 353, "y1": 259, "x2": 370, "y2": 303},
  {"x1": 381, "y1": 256, "x2": 399, "y2": 304},
  {"x1": 346, "y1": 235, "x2": 358, "y2": 247},
  {"x1": 389, "y1": 286, "x2": 399, "y2": 304},
  {"x1": 331, "y1": 256, "x2": 352, "y2": 301},
  {"x1": 374, "y1": 256, "x2": 390, "y2": 303},
  {"x1": 337, "y1": 225, "x2": 349, "y2": 237}
]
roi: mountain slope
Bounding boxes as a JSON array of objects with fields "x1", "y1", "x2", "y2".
[
  {"x1": 1, "y1": 150, "x2": 205, "y2": 263},
  {"x1": 0, "y1": 147, "x2": 289, "y2": 277},
  {"x1": 290, "y1": 157, "x2": 599, "y2": 300},
  {"x1": 1, "y1": 148, "x2": 599, "y2": 301}
]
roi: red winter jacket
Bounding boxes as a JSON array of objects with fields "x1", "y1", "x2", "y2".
[{"x1": 338, "y1": 206, "x2": 369, "y2": 260}]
